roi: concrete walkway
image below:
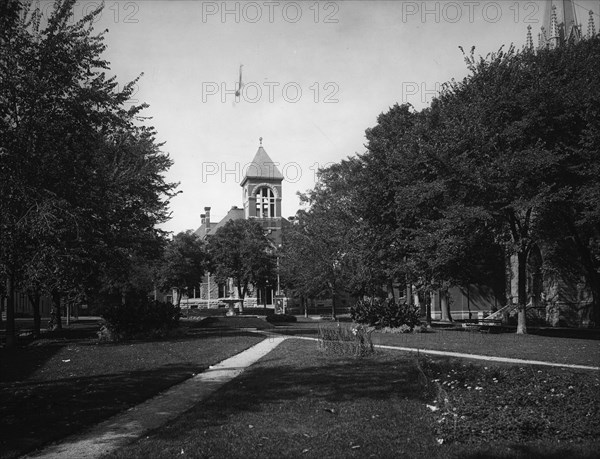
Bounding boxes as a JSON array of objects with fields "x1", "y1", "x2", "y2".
[
  {"x1": 374, "y1": 344, "x2": 600, "y2": 371},
  {"x1": 24, "y1": 336, "x2": 288, "y2": 459}
]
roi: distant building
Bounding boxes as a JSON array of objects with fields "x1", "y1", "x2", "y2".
[
  {"x1": 528, "y1": 0, "x2": 597, "y2": 50},
  {"x1": 182, "y1": 139, "x2": 288, "y2": 309}
]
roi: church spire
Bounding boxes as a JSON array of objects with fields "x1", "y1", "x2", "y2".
[
  {"x1": 526, "y1": 25, "x2": 534, "y2": 50},
  {"x1": 588, "y1": 10, "x2": 597, "y2": 38},
  {"x1": 537, "y1": 0, "x2": 584, "y2": 50},
  {"x1": 550, "y1": 4, "x2": 560, "y2": 48}
]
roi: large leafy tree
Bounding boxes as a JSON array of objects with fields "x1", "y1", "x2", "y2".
[
  {"x1": 158, "y1": 232, "x2": 208, "y2": 307},
  {"x1": 0, "y1": 0, "x2": 176, "y2": 345},
  {"x1": 431, "y1": 42, "x2": 600, "y2": 331},
  {"x1": 296, "y1": 38, "x2": 600, "y2": 333},
  {"x1": 281, "y1": 158, "x2": 386, "y2": 319},
  {"x1": 206, "y1": 219, "x2": 275, "y2": 310}
]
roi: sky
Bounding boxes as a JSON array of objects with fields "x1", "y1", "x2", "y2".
[{"x1": 57, "y1": 0, "x2": 600, "y2": 233}]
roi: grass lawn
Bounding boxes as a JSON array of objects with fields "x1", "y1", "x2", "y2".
[
  {"x1": 272, "y1": 320, "x2": 600, "y2": 367},
  {"x1": 0, "y1": 322, "x2": 264, "y2": 459},
  {"x1": 104, "y1": 339, "x2": 600, "y2": 459}
]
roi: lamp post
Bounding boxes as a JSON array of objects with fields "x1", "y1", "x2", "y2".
[
  {"x1": 276, "y1": 244, "x2": 282, "y2": 296},
  {"x1": 331, "y1": 258, "x2": 341, "y2": 321}
]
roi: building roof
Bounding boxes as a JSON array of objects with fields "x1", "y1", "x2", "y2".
[
  {"x1": 194, "y1": 206, "x2": 245, "y2": 239},
  {"x1": 211, "y1": 206, "x2": 245, "y2": 233},
  {"x1": 241, "y1": 145, "x2": 284, "y2": 186},
  {"x1": 192, "y1": 222, "x2": 217, "y2": 238}
]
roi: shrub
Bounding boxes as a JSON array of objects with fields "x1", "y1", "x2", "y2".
[
  {"x1": 318, "y1": 324, "x2": 374, "y2": 357},
  {"x1": 351, "y1": 298, "x2": 421, "y2": 330},
  {"x1": 265, "y1": 313, "x2": 297, "y2": 323},
  {"x1": 100, "y1": 295, "x2": 181, "y2": 341}
]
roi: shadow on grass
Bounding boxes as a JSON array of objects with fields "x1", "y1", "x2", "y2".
[
  {"x1": 0, "y1": 364, "x2": 204, "y2": 459},
  {"x1": 143, "y1": 349, "x2": 429, "y2": 443},
  {"x1": 454, "y1": 443, "x2": 600, "y2": 458},
  {"x1": 529, "y1": 328, "x2": 600, "y2": 340},
  {"x1": 0, "y1": 344, "x2": 64, "y2": 382},
  {"x1": 0, "y1": 329, "x2": 264, "y2": 459}
]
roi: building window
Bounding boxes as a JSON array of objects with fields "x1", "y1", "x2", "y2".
[
  {"x1": 255, "y1": 187, "x2": 276, "y2": 218},
  {"x1": 218, "y1": 283, "x2": 227, "y2": 298}
]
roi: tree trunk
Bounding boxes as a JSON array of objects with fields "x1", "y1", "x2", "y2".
[
  {"x1": 440, "y1": 289, "x2": 453, "y2": 322},
  {"x1": 516, "y1": 250, "x2": 528, "y2": 334},
  {"x1": 51, "y1": 290, "x2": 62, "y2": 330},
  {"x1": 303, "y1": 296, "x2": 308, "y2": 318},
  {"x1": 467, "y1": 284, "x2": 472, "y2": 320},
  {"x1": 5, "y1": 272, "x2": 16, "y2": 348},
  {"x1": 406, "y1": 282, "x2": 413, "y2": 306},
  {"x1": 587, "y1": 272, "x2": 600, "y2": 327},
  {"x1": 425, "y1": 293, "x2": 432, "y2": 327},
  {"x1": 331, "y1": 290, "x2": 337, "y2": 320},
  {"x1": 387, "y1": 279, "x2": 395, "y2": 301},
  {"x1": 28, "y1": 293, "x2": 41, "y2": 338}
]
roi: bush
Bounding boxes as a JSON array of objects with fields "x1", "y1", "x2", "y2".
[
  {"x1": 351, "y1": 298, "x2": 421, "y2": 330},
  {"x1": 265, "y1": 313, "x2": 297, "y2": 323},
  {"x1": 100, "y1": 296, "x2": 181, "y2": 341},
  {"x1": 318, "y1": 324, "x2": 374, "y2": 357}
]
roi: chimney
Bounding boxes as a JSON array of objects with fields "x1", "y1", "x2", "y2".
[
  {"x1": 204, "y1": 207, "x2": 211, "y2": 236},
  {"x1": 200, "y1": 213, "x2": 206, "y2": 225}
]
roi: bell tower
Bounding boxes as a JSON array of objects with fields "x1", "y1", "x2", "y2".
[{"x1": 240, "y1": 138, "x2": 284, "y2": 242}]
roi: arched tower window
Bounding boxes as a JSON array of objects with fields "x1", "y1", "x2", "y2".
[{"x1": 255, "y1": 186, "x2": 276, "y2": 218}]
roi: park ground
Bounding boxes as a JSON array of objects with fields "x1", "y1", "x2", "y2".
[{"x1": 1, "y1": 313, "x2": 599, "y2": 458}]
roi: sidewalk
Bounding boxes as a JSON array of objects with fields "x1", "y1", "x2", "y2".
[{"x1": 24, "y1": 336, "x2": 288, "y2": 459}]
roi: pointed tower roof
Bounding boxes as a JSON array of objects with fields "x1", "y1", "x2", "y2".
[
  {"x1": 540, "y1": 0, "x2": 582, "y2": 48},
  {"x1": 588, "y1": 10, "x2": 597, "y2": 38},
  {"x1": 526, "y1": 25, "x2": 534, "y2": 50},
  {"x1": 240, "y1": 138, "x2": 283, "y2": 186}
]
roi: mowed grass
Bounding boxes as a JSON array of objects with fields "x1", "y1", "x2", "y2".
[
  {"x1": 0, "y1": 327, "x2": 264, "y2": 459},
  {"x1": 273, "y1": 320, "x2": 600, "y2": 367},
  {"x1": 106, "y1": 339, "x2": 438, "y2": 459},
  {"x1": 370, "y1": 329, "x2": 600, "y2": 367},
  {"x1": 106, "y1": 338, "x2": 600, "y2": 459}
]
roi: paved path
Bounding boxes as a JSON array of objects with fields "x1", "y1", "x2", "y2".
[
  {"x1": 24, "y1": 336, "x2": 288, "y2": 459},
  {"x1": 374, "y1": 344, "x2": 600, "y2": 371}
]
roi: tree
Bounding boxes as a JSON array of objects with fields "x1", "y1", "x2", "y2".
[
  {"x1": 432, "y1": 42, "x2": 600, "y2": 331},
  {"x1": 281, "y1": 160, "x2": 370, "y2": 320},
  {"x1": 158, "y1": 232, "x2": 208, "y2": 307},
  {"x1": 206, "y1": 219, "x2": 275, "y2": 311},
  {"x1": 0, "y1": 0, "x2": 177, "y2": 345}
]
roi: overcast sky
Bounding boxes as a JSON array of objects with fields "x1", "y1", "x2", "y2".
[{"x1": 67, "y1": 0, "x2": 600, "y2": 233}]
